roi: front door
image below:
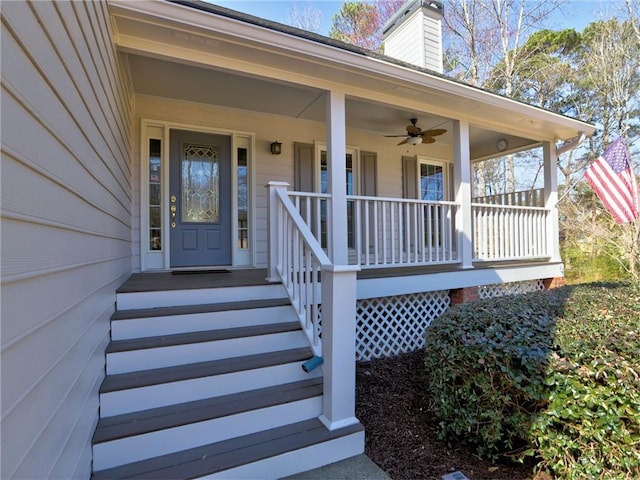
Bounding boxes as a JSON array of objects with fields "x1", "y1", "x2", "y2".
[{"x1": 169, "y1": 129, "x2": 231, "y2": 267}]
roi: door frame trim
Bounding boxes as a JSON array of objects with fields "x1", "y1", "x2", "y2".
[{"x1": 139, "y1": 118, "x2": 255, "y2": 271}]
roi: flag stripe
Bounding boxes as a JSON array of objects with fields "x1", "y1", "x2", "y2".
[
  {"x1": 586, "y1": 159, "x2": 635, "y2": 211},
  {"x1": 584, "y1": 136, "x2": 639, "y2": 225},
  {"x1": 586, "y1": 164, "x2": 636, "y2": 223},
  {"x1": 588, "y1": 170, "x2": 635, "y2": 223}
]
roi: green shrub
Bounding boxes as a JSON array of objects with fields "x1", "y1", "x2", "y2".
[
  {"x1": 529, "y1": 284, "x2": 640, "y2": 479},
  {"x1": 424, "y1": 290, "x2": 566, "y2": 457},
  {"x1": 424, "y1": 284, "x2": 640, "y2": 479}
]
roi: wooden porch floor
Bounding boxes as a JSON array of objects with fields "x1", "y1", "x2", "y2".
[
  {"x1": 117, "y1": 269, "x2": 272, "y2": 293},
  {"x1": 118, "y1": 259, "x2": 555, "y2": 293}
]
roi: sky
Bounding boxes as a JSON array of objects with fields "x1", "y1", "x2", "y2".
[{"x1": 210, "y1": 1, "x2": 627, "y2": 36}]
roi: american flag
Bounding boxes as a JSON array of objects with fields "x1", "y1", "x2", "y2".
[{"x1": 584, "y1": 136, "x2": 639, "y2": 224}]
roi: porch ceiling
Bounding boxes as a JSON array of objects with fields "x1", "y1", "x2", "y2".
[
  {"x1": 126, "y1": 53, "x2": 540, "y2": 157},
  {"x1": 127, "y1": 54, "x2": 454, "y2": 139},
  {"x1": 110, "y1": 0, "x2": 595, "y2": 150}
]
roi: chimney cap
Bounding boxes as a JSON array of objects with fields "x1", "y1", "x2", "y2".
[{"x1": 382, "y1": 0, "x2": 444, "y2": 38}]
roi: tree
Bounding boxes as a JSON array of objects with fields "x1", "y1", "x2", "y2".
[
  {"x1": 561, "y1": 182, "x2": 640, "y2": 282},
  {"x1": 329, "y1": 1, "x2": 403, "y2": 51},
  {"x1": 444, "y1": 4, "x2": 639, "y2": 282},
  {"x1": 443, "y1": 0, "x2": 562, "y2": 89},
  {"x1": 287, "y1": 3, "x2": 322, "y2": 34},
  {"x1": 443, "y1": 0, "x2": 562, "y2": 193},
  {"x1": 557, "y1": 19, "x2": 640, "y2": 282},
  {"x1": 578, "y1": 19, "x2": 640, "y2": 146}
]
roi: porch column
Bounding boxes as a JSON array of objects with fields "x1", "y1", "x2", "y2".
[
  {"x1": 543, "y1": 142, "x2": 562, "y2": 262},
  {"x1": 453, "y1": 120, "x2": 473, "y2": 268},
  {"x1": 320, "y1": 264, "x2": 360, "y2": 431},
  {"x1": 266, "y1": 181, "x2": 289, "y2": 282},
  {"x1": 325, "y1": 90, "x2": 348, "y2": 265}
]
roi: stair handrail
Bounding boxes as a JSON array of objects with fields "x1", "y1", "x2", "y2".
[
  {"x1": 268, "y1": 181, "x2": 361, "y2": 432},
  {"x1": 268, "y1": 183, "x2": 331, "y2": 356}
]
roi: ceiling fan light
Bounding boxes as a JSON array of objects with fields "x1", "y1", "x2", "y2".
[{"x1": 407, "y1": 136, "x2": 422, "y2": 146}]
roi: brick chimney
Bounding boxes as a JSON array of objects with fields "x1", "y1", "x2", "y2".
[{"x1": 382, "y1": 0, "x2": 444, "y2": 74}]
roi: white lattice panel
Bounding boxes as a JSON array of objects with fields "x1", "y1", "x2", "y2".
[
  {"x1": 356, "y1": 291, "x2": 450, "y2": 360},
  {"x1": 478, "y1": 279, "x2": 545, "y2": 299}
]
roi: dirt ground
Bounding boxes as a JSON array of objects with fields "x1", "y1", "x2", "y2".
[{"x1": 355, "y1": 350, "x2": 540, "y2": 480}]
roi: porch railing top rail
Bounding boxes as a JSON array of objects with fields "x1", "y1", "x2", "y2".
[
  {"x1": 473, "y1": 187, "x2": 545, "y2": 207},
  {"x1": 347, "y1": 194, "x2": 459, "y2": 207},
  {"x1": 276, "y1": 189, "x2": 331, "y2": 265},
  {"x1": 289, "y1": 190, "x2": 460, "y2": 207},
  {"x1": 288, "y1": 191, "x2": 332, "y2": 199},
  {"x1": 471, "y1": 202, "x2": 549, "y2": 212}
]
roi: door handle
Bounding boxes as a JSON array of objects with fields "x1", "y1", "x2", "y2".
[{"x1": 170, "y1": 195, "x2": 177, "y2": 228}]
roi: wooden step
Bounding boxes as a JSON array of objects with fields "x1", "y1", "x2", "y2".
[
  {"x1": 91, "y1": 418, "x2": 365, "y2": 480},
  {"x1": 110, "y1": 299, "x2": 295, "y2": 340},
  {"x1": 107, "y1": 321, "x2": 301, "y2": 354},
  {"x1": 92, "y1": 378, "x2": 323, "y2": 470},
  {"x1": 106, "y1": 321, "x2": 306, "y2": 373},
  {"x1": 116, "y1": 283, "x2": 286, "y2": 310},
  {"x1": 99, "y1": 348, "x2": 319, "y2": 417},
  {"x1": 111, "y1": 297, "x2": 291, "y2": 321}
]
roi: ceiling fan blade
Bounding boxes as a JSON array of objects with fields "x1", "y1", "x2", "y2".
[
  {"x1": 384, "y1": 134, "x2": 410, "y2": 137},
  {"x1": 420, "y1": 129, "x2": 447, "y2": 137},
  {"x1": 397, "y1": 138, "x2": 409, "y2": 146},
  {"x1": 421, "y1": 136, "x2": 436, "y2": 144}
]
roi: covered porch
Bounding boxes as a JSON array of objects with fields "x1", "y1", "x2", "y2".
[{"x1": 109, "y1": 0, "x2": 593, "y2": 456}]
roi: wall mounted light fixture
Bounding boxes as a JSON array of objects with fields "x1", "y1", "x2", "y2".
[{"x1": 270, "y1": 141, "x2": 282, "y2": 155}]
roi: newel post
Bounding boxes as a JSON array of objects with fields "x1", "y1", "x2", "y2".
[
  {"x1": 266, "y1": 181, "x2": 289, "y2": 282},
  {"x1": 319, "y1": 264, "x2": 360, "y2": 431}
]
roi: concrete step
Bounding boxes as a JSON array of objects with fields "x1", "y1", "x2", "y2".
[
  {"x1": 99, "y1": 348, "x2": 320, "y2": 417},
  {"x1": 110, "y1": 298, "x2": 294, "y2": 340},
  {"x1": 91, "y1": 418, "x2": 365, "y2": 480},
  {"x1": 92, "y1": 378, "x2": 323, "y2": 470},
  {"x1": 106, "y1": 321, "x2": 307, "y2": 374},
  {"x1": 116, "y1": 283, "x2": 287, "y2": 310}
]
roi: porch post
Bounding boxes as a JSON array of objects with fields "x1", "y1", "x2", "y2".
[
  {"x1": 266, "y1": 181, "x2": 289, "y2": 282},
  {"x1": 543, "y1": 142, "x2": 562, "y2": 262},
  {"x1": 319, "y1": 264, "x2": 360, "y2": 431},
  {"x1": 453, "y1": 120, "x2": 473, "y2": 268},
  {"x1": 325, "y1": 90, "x2": 348, "y2": 265}
]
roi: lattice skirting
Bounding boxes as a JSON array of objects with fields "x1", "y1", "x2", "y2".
[
  {"x1": 356, "y1": 291, "x2": 450, "y2": 360},
  {"x1": 478, "y1": 279, "x2": 545, "y2": 299}
]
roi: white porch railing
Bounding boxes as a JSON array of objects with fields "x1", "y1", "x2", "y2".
[
  {"x1": 271, "y1": 188, "x2": 331, "y2": 355},
  {"x1": 473, "y1": 187, "x2": 545, "y2": 207},
  {"x1": 472, "y1": 203, "x2": 550, "y2": 260},
  {"x1": 286, "y1": 190, "x2": 552, "y2": 266},
  {"x1": 348, "y1": 195, "x2": 458, "y2": 267},
  {"x1": 267, "y1": 182, "x2": 360, "y2": 431},
  {"x1": 288, "y1": 192, "x2": 459, "y2": 268},
  {"x1": 288, "y1": 191, "x2": 332, "y2": 258}
]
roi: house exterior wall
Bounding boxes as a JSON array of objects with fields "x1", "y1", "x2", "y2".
[
  {"x1": 131, "y1": 95, "x2": 453, "y2": 271},
  {"x1": 0, "y1": 1, "x2": 132, "y2": 478}
]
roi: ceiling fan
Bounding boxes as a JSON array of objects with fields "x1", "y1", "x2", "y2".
[{"x1": 385, "y1": 118, "x2": 447, "y2": 146}]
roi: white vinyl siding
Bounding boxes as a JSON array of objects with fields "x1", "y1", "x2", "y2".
[
  {"x1": 422, "y1": 15, "x2": 443, "y2": 73},
  {"x1": 1, "y1": 1, "x2": 132, "y2": 478},
  {"x1": 384, "y1": 13, "x2": 425, "y2": 68},
  {"x1": 383, "y1": 7, "x2": 443, "y2": 73}
]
